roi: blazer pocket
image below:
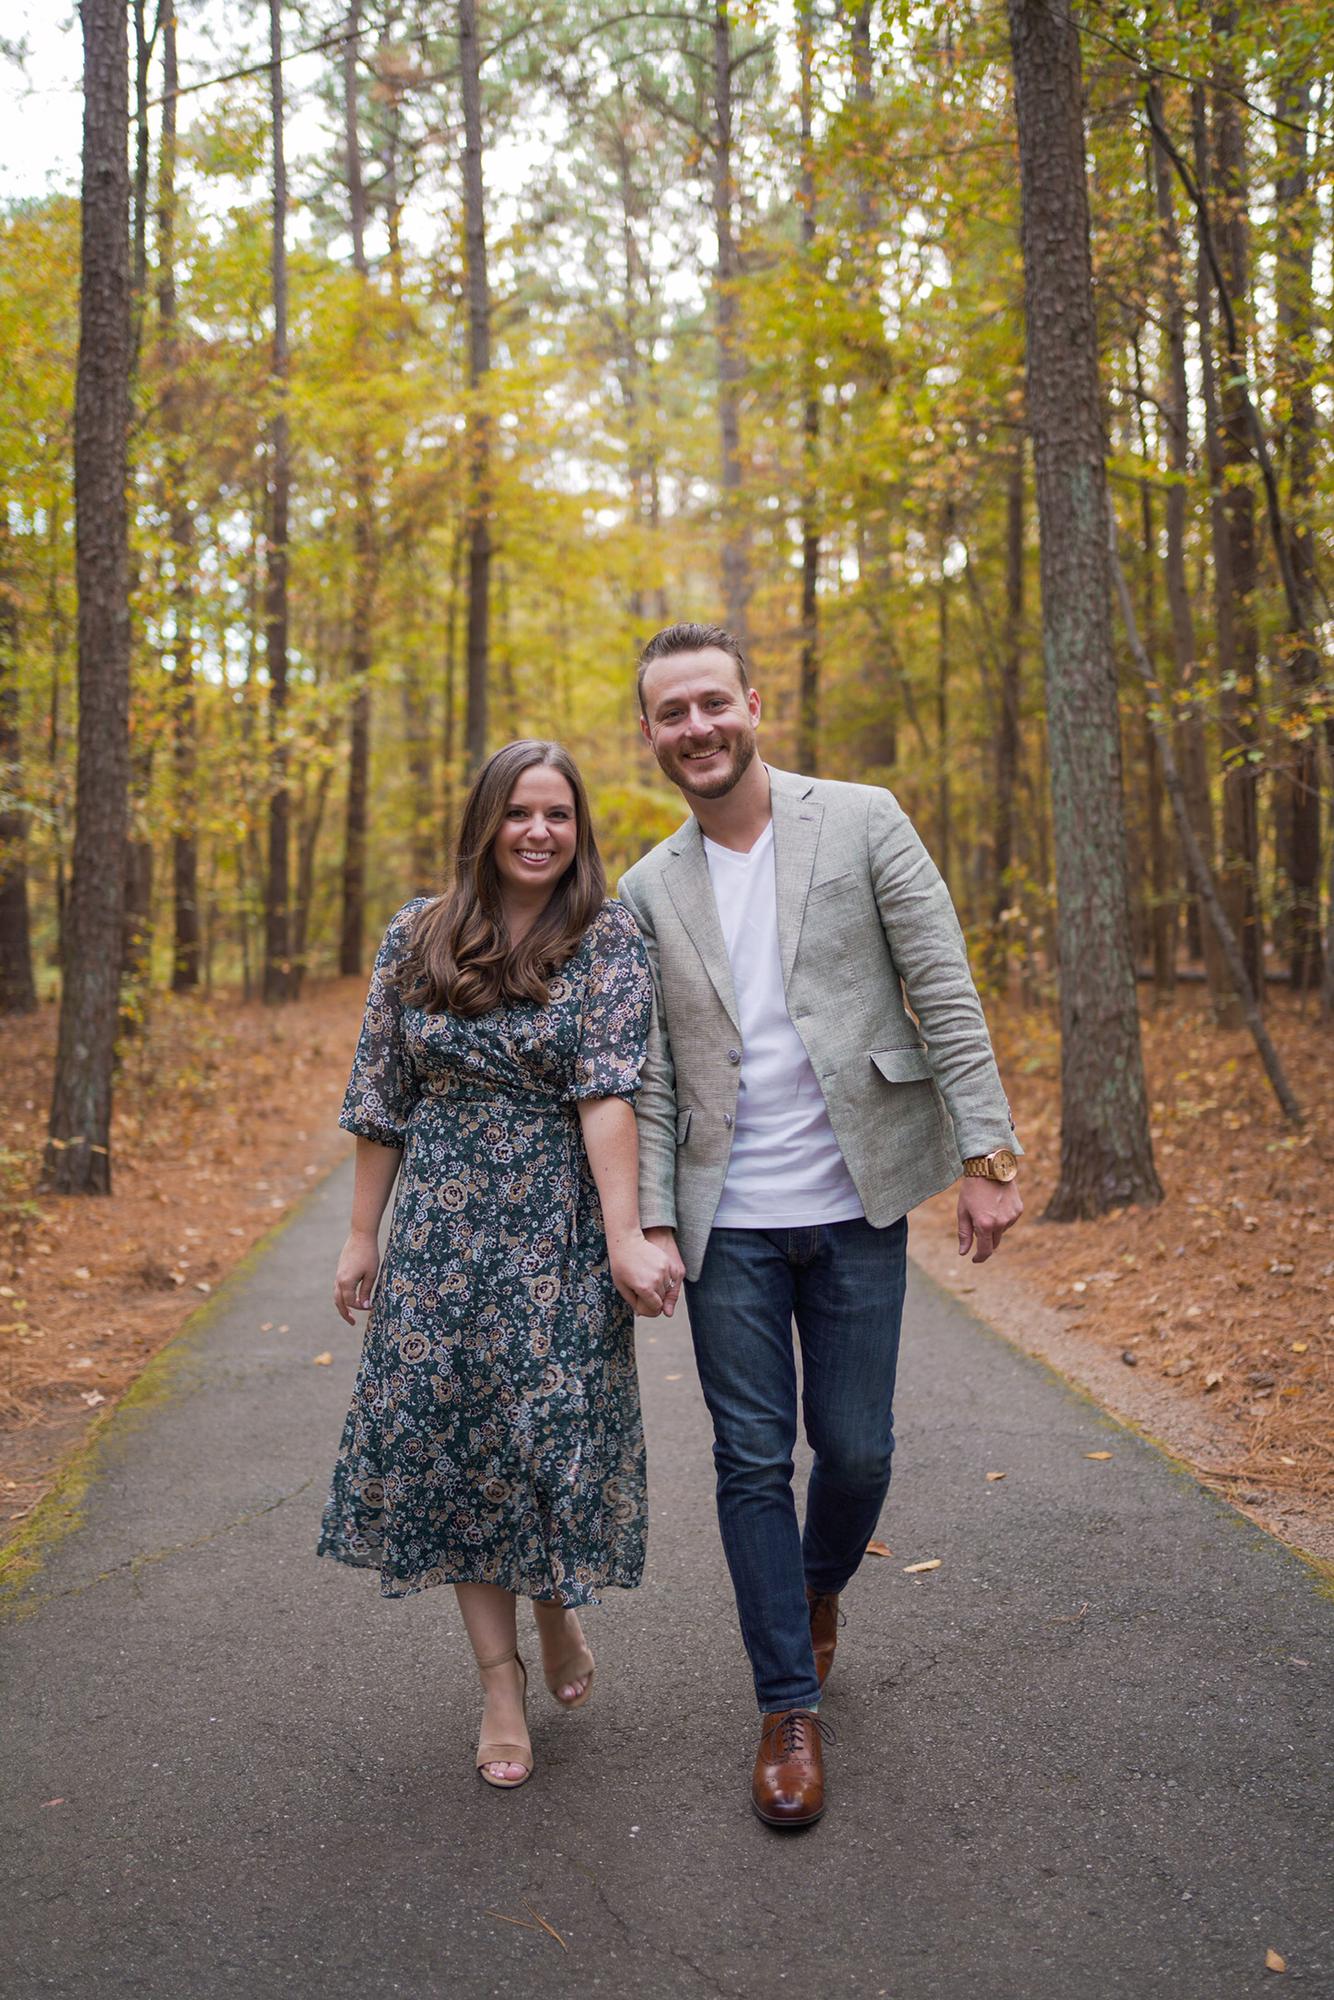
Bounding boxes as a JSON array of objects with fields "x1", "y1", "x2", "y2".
[
  {"x1": 870, "y1": 1046, "x2": 933, "y2": 1084},
  {"x1": 676, "y1": 1107, "x2": 693, "y2": 1145}
]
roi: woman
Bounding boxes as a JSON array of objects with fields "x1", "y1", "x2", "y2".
[{"x1": 319, "y1": 740, "x2": 676, "y2": 1789}]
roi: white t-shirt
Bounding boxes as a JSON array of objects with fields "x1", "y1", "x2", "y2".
[{"x1": 703, "y1": 821, "x2": 864, "y2": 1227}]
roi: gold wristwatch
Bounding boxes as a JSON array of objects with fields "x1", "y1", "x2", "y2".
[{"x1": 962, "y1": 1148, "x2": 1019, "y2": 1184}]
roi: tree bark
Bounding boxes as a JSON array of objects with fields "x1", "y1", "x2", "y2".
[
  {"x1": 1204, "y1": 51, "x2": 1263, "y2": 1006},
  {"x1": 713, "y1": 2, "x2": 750, "y2": 653},
  {"x1": 121, "y1": 0, "x2": 158, "y2": 1000},
  {"x1": 44, "y1": 0, "x2": 132, "y2": 1192},
  {"x1": 263, "y1": 0, "x2": 293, "y2": 1002},
  {"x1": 157, "y1": 2, "x2": 199, "y2": 993},
  {"x1": 1274, "y1": 76, "x2": 1322, "y2": 991},
  {"x1": 795, "y1": 0, "x2": 819, "y2": 772},
  {"x1": 1147, "y1": 98, "x2": 1224, "y2": 998},
  {"x1": 339, "y1": 1, "x2": 375, "y2": 975},
  {"x1": 0, "y1": 518, "x2": 37, "y2": 1012},
  {"x1": 1006, "y1": 0, "x2": 1161, "y2": 1218},
  {"x1": 990, "y1": 436, "x2": 1023, "y2": 964},
  {"x1": 458, "y1": 0, "x2": 491, "y2": 776}
]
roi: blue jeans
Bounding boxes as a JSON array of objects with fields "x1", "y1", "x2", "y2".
[{"x1": 685, "y1": 1217, "x2": 908, "y2": 1712}]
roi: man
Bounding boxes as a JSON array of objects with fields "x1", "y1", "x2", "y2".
[{"x1": 619, "y1": 622, "x2": 1022, "y2": 1831}]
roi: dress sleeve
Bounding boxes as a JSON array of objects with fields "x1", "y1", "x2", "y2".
[
  {"x1": 571, "y1": 901, "x2": 654, "y2": 1102},
  {"x1": 339, "y1": 900, "x2": 427, "y2": 1147}
]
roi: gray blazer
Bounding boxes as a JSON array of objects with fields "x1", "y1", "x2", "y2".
[{"x1": 617, "y1": 766, "x2": 1020, "y2": 1280}]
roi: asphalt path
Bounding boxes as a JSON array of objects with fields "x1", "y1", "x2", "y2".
[{"x1": 3, "y1": 1159, "x2": 1330, "y2": 1999}]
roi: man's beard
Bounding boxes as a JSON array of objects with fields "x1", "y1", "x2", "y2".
[{"x1": 665, "y1": 729, "x2": 757, "y2": 799}]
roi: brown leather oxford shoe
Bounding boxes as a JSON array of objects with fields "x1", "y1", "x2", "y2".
[
  {"x1": 751, "y1": 1708, "x2": 829, "y2": 1828},
  {"x1": 806, "y1": 1587, "x2": 840, "y2": 1689}
]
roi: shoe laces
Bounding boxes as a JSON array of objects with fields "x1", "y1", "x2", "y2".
[{"x1": 763, "y1": 1708, "x2": 837, "y2": 1759}]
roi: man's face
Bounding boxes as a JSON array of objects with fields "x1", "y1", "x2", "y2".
[{"x1": 639, "y1": 648, "x2": 762, "y2": 800}]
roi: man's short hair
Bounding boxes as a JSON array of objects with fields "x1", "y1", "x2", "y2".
[{"x1": 636, "y1": 622, "x2": 750, "y2": 715}]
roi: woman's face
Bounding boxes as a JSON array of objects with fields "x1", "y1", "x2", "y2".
[{"x1": 491, "y1": 765, "x2": 579, "y2": 901}]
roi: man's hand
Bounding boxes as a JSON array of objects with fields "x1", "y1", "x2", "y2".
[
  {"x1": 644, "y1": 1225, "x2": 686, "y2": 1315},
  {"x1": 957, "y1": 1178, "x2": 1023, "y2": 1264}
]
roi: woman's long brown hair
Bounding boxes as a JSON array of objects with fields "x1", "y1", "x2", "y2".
[{"x1": 399, "y1": 740, "x2": 606, "y2": 1016}]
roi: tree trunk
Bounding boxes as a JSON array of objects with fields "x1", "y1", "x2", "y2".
[
  {"x1": 990, "y1": 435, "x2": 1023, "y2": 969},
  {"x1": 458, "y1": 0, "x2": 491, "y2": 776},
  {"x1": 795, "y1": 0, "x2": 819, "y2": 772},
  {"x1": 157, "y1": 3, "x2": 199, "y2": 993},
  {"x1": 339, "y1": 1, "x2": 375, "y2": 975},
  {"x1": 713, "y1": 2, "x2": 750, "y2": 653},
  {"x1": 1131, "y1": 327, "x2": 1176, "y2": 997},
  {"x1": 0, "y1": 518, "x2": 37, "y2": 1012},
  {"x1": 1006, "y1": 0, "x2": 1161, "y2": 1218},
  {"x1": 43, "y1": 0, "x2": 132, "y2": 1192},
  {"x1": 293, "y1": 759, "x2": 334, "y2": 987},
  {"x1": 121, "y1": 0, "x2": 157, "y2": 1001},
  {"x1": 263, "y1": 0, "x2": 293, "y2": 1002},
  {"x1": 936, "y1": 516, "x2": 951, "y2": 887},
  {"x1": 1203, "y1": 52, "x2": 1263, "y2": 1007},
  {"x1": 1147, "y1": 98, "x2": 1226, "y2": 1000},
  {"x1": 1274, "y1": 76, "x2": 1322, "y2": 991},
  {"x1": 443, "y1": 522, "x2": 463, "y2": 859}
]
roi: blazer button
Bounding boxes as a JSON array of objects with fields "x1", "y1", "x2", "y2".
[
  {"x1": 722, "y1": 1112, "x2": 734, "y2": 1128},
  {"x1": 726, "y1": 1048, "x2": 740, "y2": 1065}
]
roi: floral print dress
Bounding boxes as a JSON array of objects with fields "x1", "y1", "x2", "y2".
[{"x1": 318, "y1": 897, "x2": 654, "y2": 1606}]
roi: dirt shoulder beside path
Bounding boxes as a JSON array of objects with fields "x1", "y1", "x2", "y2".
[
  {"x1": 915, "y1": 993, "x2": 1333, "y2": 1563},
  {"x1": 0, "y1": 982, "x2": 365, "y2": 1536},
  {"x1": 2, "y1": 981, "x2": 1329, "y2": 1559}
]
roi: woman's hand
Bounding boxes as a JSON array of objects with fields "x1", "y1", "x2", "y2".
[
  {"x1": 334, "y1": 1229, "x2": 380, "y2": 1324},
  {"x1": 608, "y1": 1231, "x2": 680, "y2": 1319}
]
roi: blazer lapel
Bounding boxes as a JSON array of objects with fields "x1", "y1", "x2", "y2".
[
  {"x1": 662, "y1": 820, "x2": 741, "y2": 1033},
  {"x1": 771, "y1": 770, "x2": 822, "y2": 989}
]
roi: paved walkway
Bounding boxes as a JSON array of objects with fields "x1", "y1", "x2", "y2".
[{"x1": 4, "y1": 1161, "x2": 1330, "y2": 1998}]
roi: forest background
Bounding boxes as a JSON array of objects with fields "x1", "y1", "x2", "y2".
[{"x1": 0, "y1": 1, "x2": 1330, "y2": 1558}]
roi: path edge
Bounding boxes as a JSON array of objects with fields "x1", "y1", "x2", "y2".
[
  {"x1": 0, "y1": 1156, "x2": 350, "y2": 1618},
  {"x1": 907, "y1": 1248, "x2": 1334, "y2": 1598}
]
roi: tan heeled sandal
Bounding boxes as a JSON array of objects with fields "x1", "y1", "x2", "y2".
[
  {"x1": 537, "y1": 1611, "x2": 596, "y2": 1710},
  {"x1": 475, "y1": 1652, "x2": 532, "y2": 1790}
]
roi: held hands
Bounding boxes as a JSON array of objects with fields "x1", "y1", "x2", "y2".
[
  {"x1": 610, "y1": 1226, "x2": 686, "y2": 1319},
  {"x1": 957, "y1": 1177, "x2": 1024, "y2": 1264},
  {"x1": 334, "y1": 1228, "x2": 380, "y2": 1324}
]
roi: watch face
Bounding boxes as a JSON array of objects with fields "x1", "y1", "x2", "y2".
[{"x1": 992, "y1": 1149, "x2": 1018, "y2": 1182}]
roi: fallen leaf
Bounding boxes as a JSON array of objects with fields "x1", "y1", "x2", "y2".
[
  {"x1": 1265, "y1": 1948, "x2": 1286, "y2": 1972},
  {"x1": 985, "y1": 1470, "x2": 1007, "y2": 1482},
  {"x1": 1290, "y1": 1342, "x2": 1308, "y2": 1354},
  {"x1": 72, "y1": 1266, "x2": 91, "y2": 1281},
  {"x1": 902, "y1": 1558, "x2": 942, "y2": 1574},
  {"x1": 1085, "y1": 1451, "x2": 1113, "y2": 1461},
  {"x1": 194, "y1": 1282, "x2": 211, "y2": 1294},
  {"x1": 1268, "y1": 1262, "x2": 1294, "y2": 1277},
  {"x1": 312, "y1": 1352, "x2": 333, "y2": 1366},
  {"x1": 865, "y1": 1538, "x2": 893, "y2": 1557},
  {"x1": 1203, "y1": 1371, "x2": 1223, "y2": 1391}
]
